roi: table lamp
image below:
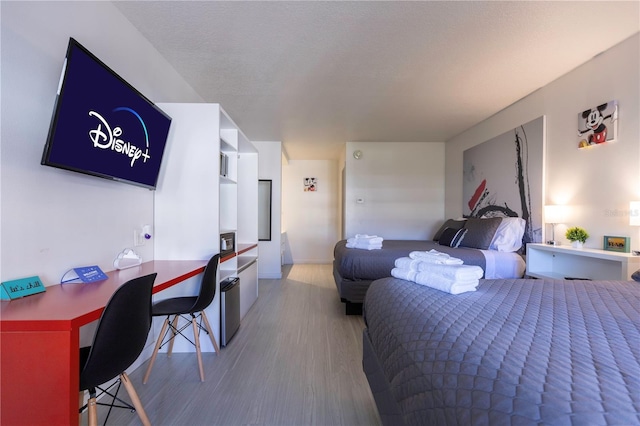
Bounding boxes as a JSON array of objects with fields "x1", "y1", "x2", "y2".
[{"x1": 545, "y1": 205, "x2": 565, "y2": 245}]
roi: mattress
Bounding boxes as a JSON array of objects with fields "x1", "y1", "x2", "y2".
[{"x1": 363, "y1": 277, "x2": 640, "y2": 425}]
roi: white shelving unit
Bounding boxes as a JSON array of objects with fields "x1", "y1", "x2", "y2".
[
  {"x1": 153, "y1": 103, "x2": 259, "y2": 351},
  {"x1": 218, "y1": 118, "x2": 239, "y2": 283},
  {"x1": 526, "y1": 243, "x2": 640, "y2": 281},
  {"x1": 219, "y1": 108, "x2": 259, "y2": 320}
]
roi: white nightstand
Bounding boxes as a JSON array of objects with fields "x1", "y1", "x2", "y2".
[{"x1": 526, "y1": 243, "x2": 640, "y2": 281}]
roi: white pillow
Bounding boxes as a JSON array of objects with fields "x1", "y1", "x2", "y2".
[{"x1": 488, "y1": 217, "x2": 525, "y2": 252}]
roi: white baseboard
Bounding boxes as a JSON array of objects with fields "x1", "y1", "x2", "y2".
[{"x1": 258, "y1": 272, "x2": 282, "y2": 279}]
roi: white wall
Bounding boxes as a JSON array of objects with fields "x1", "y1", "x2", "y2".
[
  {"x1": 445, "y1": 33, "x2": 640, "y2": 249},
  {"x1": 282, "y1": 160, "x2": 339, "y2": 263},
  {"x1": 253, "y1": 141, "x2": 282, "y2": 278},
  {"x1": 0, "y1": 2, "x2": 203, "y2": 285},
  {"x1": 344, "y1": 142, "x2": 445, "y2": 240}
]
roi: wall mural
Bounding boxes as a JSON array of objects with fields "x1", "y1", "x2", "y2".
[{"x1": 463, "y1": 116, "x2": 545, "y2": 250}]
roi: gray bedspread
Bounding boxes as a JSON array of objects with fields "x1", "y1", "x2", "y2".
[
  {"x1": 363, "y1": 277, "x2": 640, "y2": 425},
  {"x1": 334, "y1": 239, "x2": 486, "y2": 281}
]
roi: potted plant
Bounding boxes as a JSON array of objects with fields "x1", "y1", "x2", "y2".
[{"x1": 566, "y1": 226, "x2": 589, "y2": 248}]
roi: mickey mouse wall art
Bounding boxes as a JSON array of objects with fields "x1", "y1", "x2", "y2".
[{"x1": 578, "y1": 100, "x2": 618, "y2": 148}]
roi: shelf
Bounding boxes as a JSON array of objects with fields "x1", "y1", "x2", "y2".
[
  {"x1": 220, "y1": 252, "x2": 237, "y2": 264},
  {"x1": 237, "y1": 256, "x2": 258, "y2": 273},
  {"x1": 526, "y1": 243, "x2": 640, "y2": 281},
  {"x1": 220, "y1": 129, "x2": 238, "y2": 152},
  {"x1": 237, "y1": 243, "x2": 258, "y2": 255},
  {"x1": 529, "y1": 243, "x2": 638, "y2": 260}
]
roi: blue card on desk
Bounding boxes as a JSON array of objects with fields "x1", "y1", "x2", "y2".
[{"x1": 73, "y1": 266, "x2": 108, "y2": 283}]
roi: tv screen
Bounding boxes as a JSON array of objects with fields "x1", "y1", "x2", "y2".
[{"x1": 42, "y1": 38, "x2": 171, "y2": 190}]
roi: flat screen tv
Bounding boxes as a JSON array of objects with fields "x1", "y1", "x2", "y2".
[{"x1": 42, "y1": 38, "x2": 171, "y2": 190}]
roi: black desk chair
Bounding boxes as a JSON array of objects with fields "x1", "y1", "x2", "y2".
[
  {"x1": 79, "y1": 273, "x2": 157, "y2": 426},
  {"x1": 143, "y1": 254, "x2": 220, "y2": 383}
]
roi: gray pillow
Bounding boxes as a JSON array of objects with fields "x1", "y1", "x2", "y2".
[
  {"x1": 459, "y1": 217, "x2": 503, "y2": 250},
  {"x1": 432, "y1": 219, "x2": 466, "y2": 241}
]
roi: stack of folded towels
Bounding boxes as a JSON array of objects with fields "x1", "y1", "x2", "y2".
[
  {"x1": 345, "y1": 234, "x2": 383, "y2": 250},
  {"x1": 391, "y1": 249, "x2": 483, "y2": 294}
]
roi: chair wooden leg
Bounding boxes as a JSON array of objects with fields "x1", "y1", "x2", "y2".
[
  {"x1": 143, "y1": 317, "x2": 169, "y2": 384},
  {"x1": 191, "y1": 316, "x2": 205, "y2": 381},
  {"x1": 201, "y1": 311, "x2": 220, "y2": 354},
  {"x1": 87, "y1": 395, "x2": 98, "y2": 426},
  {"x1": 120, "y1": 372, "x2": 151, "y2": 426},
  {"x1": 167, "y1": 315, "x2": 179, "y2": 357}
]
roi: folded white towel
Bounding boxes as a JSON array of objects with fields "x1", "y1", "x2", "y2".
[
  {"x1": 345, "y1": 241, "x2": 383, "y2": 250},
  {"x1": 394, "y1": 257, "x2": 421, "y2": 271},
  {"x1": 347, "y1": 238, "x2": 384, "y2": 245},
  {"x1": 391, "y1": 268, "x2": 418, "y2": 282},
  {"x1": 348, "y1": 235, "x2": 384, "y2": 244},
  {"x1": 414, "y1": 271, "x2": 479, "y2": 294},
  {"x1": 417, "y1": 263, "x2": 483, "y2": 281},
  {"x1": 409, "y1": 249, "x2": 463, "y2": 265}
]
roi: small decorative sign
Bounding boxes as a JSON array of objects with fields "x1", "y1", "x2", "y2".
[
  {"x1": 603, "y1": 235, "x2": 630, "y2": 253},
  {"x1": 1, "y1": 276, "x2": 46, "y2": 300},
  {"x1": 61, "y1": 265, "x2": 108, "y2": 283}
]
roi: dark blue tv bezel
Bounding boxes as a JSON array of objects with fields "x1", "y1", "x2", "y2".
[{"x1": 41, "y1": 37, "x2": 171, "y2": 190}]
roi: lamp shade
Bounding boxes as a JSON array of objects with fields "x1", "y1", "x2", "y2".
[
  {"x1": 544, "y1": 205, "x2": 565, "y2": 224},
  {"x1": 631, "y1": 201, "x2": 640, "y2": 226}
]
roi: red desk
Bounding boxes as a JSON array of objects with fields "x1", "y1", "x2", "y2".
[{"x1": 0, "y1": 260, "x2": 207, "y2": 426}]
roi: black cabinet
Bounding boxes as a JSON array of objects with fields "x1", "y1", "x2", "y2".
[{"x1": 220, "y1": 277, "x2": 240, "y2": 346}]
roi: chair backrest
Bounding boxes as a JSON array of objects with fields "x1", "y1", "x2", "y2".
[
  {"x1": 190, "y1": 254, "x2": 220, "y2": 313},
  {"x1": 80, "y1": 273, "x2": 157, "y2": 391}
]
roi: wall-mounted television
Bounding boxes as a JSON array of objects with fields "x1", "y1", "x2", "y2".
[{"x1": 41, "y1": 38, "x2": 171, "y2": 190}]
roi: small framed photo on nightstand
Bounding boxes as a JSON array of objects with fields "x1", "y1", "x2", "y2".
[{"x1": 603, "y1": 235, "x2": 630, "y2": 253}]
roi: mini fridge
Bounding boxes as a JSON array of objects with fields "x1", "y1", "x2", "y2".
[{"x1": 220, "y1": 277, "x2": 240, "y2": 347}]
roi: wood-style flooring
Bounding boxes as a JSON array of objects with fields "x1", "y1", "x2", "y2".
[{"x1": 92, "y1": 264, "x2": 381, "y2": 426}]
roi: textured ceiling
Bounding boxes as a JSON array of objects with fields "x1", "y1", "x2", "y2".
[{"x1": 114, "y1": 1, "x2": 640, "y2": 160}]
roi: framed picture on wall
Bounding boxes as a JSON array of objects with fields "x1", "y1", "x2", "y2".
[
  {"x1": 304, "y1": 177, "x2": 317, "y2": 192},
  {"x1": 578, "y1": 100, "x2": 618, "y2": 148}
]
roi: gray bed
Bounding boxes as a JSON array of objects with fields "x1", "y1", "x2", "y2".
[
  {"x1": 333, "y1": 239, "x2": 524, "y2": 314},
  {"x1": 362, "y1": 276, "x2": 640, "y2": 425}
]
